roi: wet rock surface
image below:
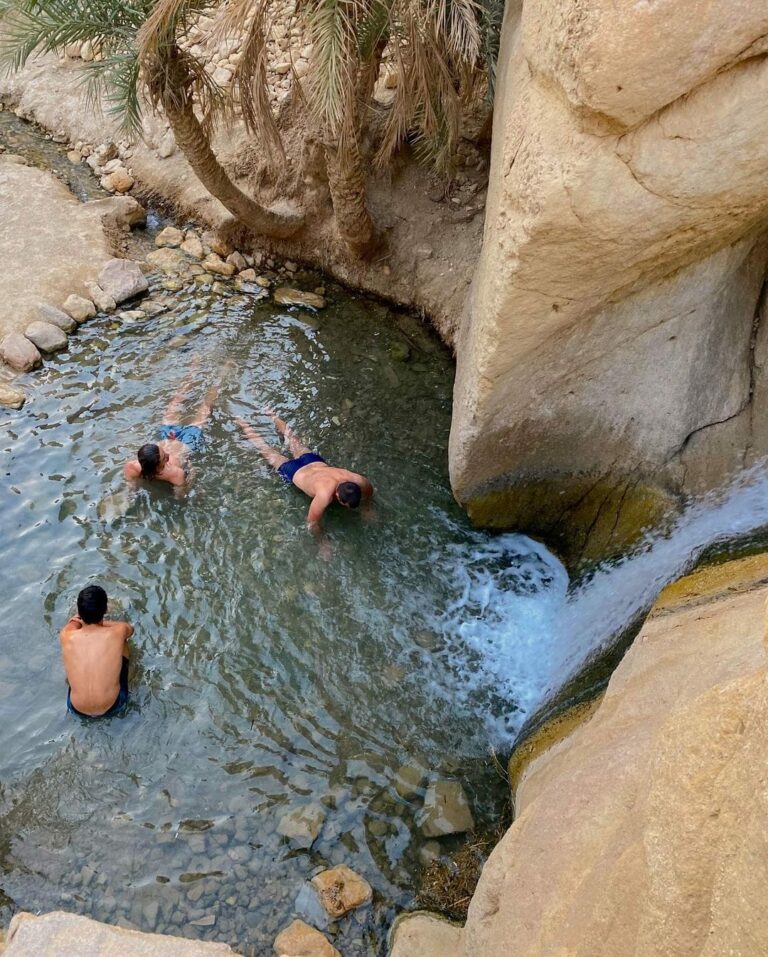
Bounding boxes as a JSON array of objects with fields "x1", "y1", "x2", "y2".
[
  {"x1": 311, "y1": 865, "x2": 372, "y2": 918},
  {"x1": 418, "y1": 782, "x2": 474, "y2": 838},
  {"x1": 24, "y1": 320, "x2": 67, "y2": 354}
]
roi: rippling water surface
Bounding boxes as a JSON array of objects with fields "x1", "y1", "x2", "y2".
[{"x1": 0, "y1": 255, "x2": 570, "y2": 953}]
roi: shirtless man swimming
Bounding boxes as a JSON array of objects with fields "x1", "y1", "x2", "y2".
[
  {"x1": 236, "y1": 411, "x2": 373, "y2": 530},
  {"x1": 60, "y1": 584, "x2": 134, "y2": 719},
  {"x1": 124, "y1": 359, "x2": 222, "y2": 487}
]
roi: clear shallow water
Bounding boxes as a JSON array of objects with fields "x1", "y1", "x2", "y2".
[
  {"x1": 4, "y1": 106, "x2": 768, "y2": 956},
  {"x1": 0, "y1": 269, "x2": 563, "y2": 954}
]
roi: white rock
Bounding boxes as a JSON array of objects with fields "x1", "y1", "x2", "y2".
[{"x1": 158, "y1": 130, "x2": 176, "y2": 158}]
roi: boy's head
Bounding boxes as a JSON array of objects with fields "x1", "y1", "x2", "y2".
[
  {"x1": 335, "y1": 481, "x2": 362, "y2": 509},
  {"x1": 77, "y1": 584, "x2": 108, "y2": 624},
  {"x1": 137, "y1": 443, "x2": 165, "y2": 479}
]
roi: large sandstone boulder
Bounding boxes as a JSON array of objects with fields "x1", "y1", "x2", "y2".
[
  {"x1": 450, "y1": 0, "x2": 768, "y2": 564},
  {"x1": 3, "y1": 911, "x2": 238, "y2": 956},
  {"x1": 391, "y1": 556, "x2": 768, "y2": 957}
]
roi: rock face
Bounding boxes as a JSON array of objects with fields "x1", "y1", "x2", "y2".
[
  {"x1": 392, "y1": 556, "x2": 768, "y2": 957},
  {"x1": 449, "y1": 0, "x2": 768, "y2": 564},
  {"x1": 3, "y1": 911, "x2": 238, "y2": 955},
  {"x1": 389, "y1": 913, "x2": 463, "y2": 957}
]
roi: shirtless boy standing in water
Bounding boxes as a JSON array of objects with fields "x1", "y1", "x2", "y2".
[
  {"x1": 236, "y1": 411, "x2": 374, "y2": 531},
  {"x1": 60, "y1": 585, "x2": 133, "y2": 719},
  {"x1": 124, "y1": 359, "x2": 223, "y2": 488}
]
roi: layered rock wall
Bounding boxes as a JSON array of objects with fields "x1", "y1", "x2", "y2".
[{"x1": 450, "y1": 0, "x2": 768, "y2": 564}]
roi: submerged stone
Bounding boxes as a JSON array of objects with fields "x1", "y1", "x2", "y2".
[
  {"x1": 0, "y1": 383, "x2": 25, "y2": 409},
  {"x1": 273, "y1": 287, "x2": 326, "y2": 310},
  {"x1": 273, "y1": 919, "x2": 340, "y2": 957},
  {"x1": 394, "y1": 764, "x2": 427, "y2": 799},
  {"x1": 310, "y1": 864, "x2": 372, "y2": 917},
  {"x1": 419, "y1": 780, "x2": 475, "y2": 837},
  {"x1": 276, "y1": 803, "x2": 326, "y2": 848}
]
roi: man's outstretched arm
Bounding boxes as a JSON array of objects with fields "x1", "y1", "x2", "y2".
[{"x1": 307, "y1": 490, "x2": 334, "y2": 532}]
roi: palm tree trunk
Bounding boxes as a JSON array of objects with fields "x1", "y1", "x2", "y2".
[
  {"x1": 324, "y1": 131, "x2": 377, "y2": 259},
  {"x1": 154, "y1": 49, "x2": 303, "y2": 241},
  {"x1": 164, "y1": 96, "x2": 304, "y2": 239}
]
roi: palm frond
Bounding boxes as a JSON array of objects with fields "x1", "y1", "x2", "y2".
[{"x1": 305, "y1": 0, "x2": 358, "y2": 139}]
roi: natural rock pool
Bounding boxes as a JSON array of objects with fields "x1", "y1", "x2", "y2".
[{"x1": 4, "y1": 108, "x2": 768, "y2": 957}]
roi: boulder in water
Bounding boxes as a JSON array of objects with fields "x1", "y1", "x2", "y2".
[
  {"x1": 0, "y1": 383, "x2": 25, "y2": 409},
  {"x1": 274, "y1": 287, "x2": 326, "y2": 310},
  {"x1": 274, "y1": 919, "x2": 340, "y2": 957},
  {"x1": 310, "y1": 864, "x2": 372, "y2": 917},
  {"x1": 419, "y1": 780, "x2": 475, "y2": 837}
]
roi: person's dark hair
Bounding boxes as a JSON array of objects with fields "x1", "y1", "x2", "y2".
[
  {"x1": 138, "y1": 443, "x2": 162, "y2": 479},
  {"x1": 336, "y1": 481, "x2": 362, "y2": 508},
  {"x1": 77, "y1": 584, "x2": 108, "y2": 624}
]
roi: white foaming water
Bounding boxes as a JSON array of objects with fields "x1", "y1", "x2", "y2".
[{"x1": 436, "y1": 464, "x2": 768, "y2": 745}]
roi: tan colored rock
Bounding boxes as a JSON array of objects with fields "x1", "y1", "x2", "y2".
[
  {"x1": 226, "y1": 251, "x2": 247, "y2": 272},
  {"x1": 450, "y1": 2, "x2": 768, "y2": 563},
  {"x1": 146, "y1": 247, "x2": 187, "y2": 276},
  {"x1": 84, "y1": 281, "x2": 116, "y2": 313},
  {"x1": 38, "y1": 303, "x2": 76, "y2": 332},
  {"x1": 276, "y1": 803, "x2": 326, "y2": 847},
  {"x1": 157, "y1": 129, "x2": 176, "y2": 158},
  {"x1": 63, "y1": 294, "x2": 96, "y2": 323},
  {"x1": 238, "y1": 268, "x2": 257, "y2": 282},
  {"x1": 25, "y1": 320, "x2": 68, "y2": 354},
  {"x1": 273, "y1": 919, "x2": 340, "y2": 957},
  {"x1": 181, "y1": 233, "x2": 205, "y2": 259},
  {"x1": 203, "y1": 254, "x2": 236, "y2": 277},
  {"x1": 1, "y1": 332, "x2": 42, "y2": 371},
  {"x1": 273, "y1": 287, "x2": 326, "y2": 310},
  {"x1": 419, "y1": 780, "x2": 474, "y2": 837},
  {"x1": 201, "y1": 231, "x2": 233, "y2": 258},
  {"x1": 311, "y1": 864, "x2": 372, "y2": 917},
  {"x1": 0, "y1": 383, "x2": 25, "y2": 409},
  {"x1": 4, "y1": 910, "x2": 239, "y2": 955},
  {"x1": 155, "y1": 226, "x2": 184, "y2": 248},
  {"x1": 438, "y1": 557, "x2": 768, "y2": 957},
  {"x1": 100, "y1": 168, "x2": 134, "y2": 193},
  {"x1": 97, "y1": 258, "x2": 148, "y2": 303},
  {"x1": 389, "y1": 913, "x2": 463, "y2": 957}
]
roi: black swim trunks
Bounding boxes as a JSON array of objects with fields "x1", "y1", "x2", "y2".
[
  {"x1": 67, "y1": 656, "x2": 129, "y2": 719},
  {"x1": 278, "y1": 452, "x2": 325, "y2": 484}
]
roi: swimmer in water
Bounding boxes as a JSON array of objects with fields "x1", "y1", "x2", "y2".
[
  {"x1": 235, "y1": 410, "x2": 374, "y2": 532},
  {"x1": 124, "y1": 359, "x2": 223, "y2": 488},
  {"x1": 60, "y1": 584, "x2": 134, "y2": 719}
]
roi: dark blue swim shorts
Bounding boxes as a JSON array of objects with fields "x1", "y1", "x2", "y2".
[
  {"x1": 158, "y1": 423, "x2": 204, "y2": 451},
  {"x1": 67, "y1": 656, "x2": 129, "y2": 720},
  {"x1": 278, "y1": 452, "x2": 325, "y2": 484}
]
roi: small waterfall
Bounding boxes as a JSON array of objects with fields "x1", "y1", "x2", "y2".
[{"x1": 436, "y1": 463, "x2": 768, "y2": 746}]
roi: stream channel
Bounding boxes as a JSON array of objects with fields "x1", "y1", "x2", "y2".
[{"x1": 2, "y1": 111, "x2": 768, "y2": 955}]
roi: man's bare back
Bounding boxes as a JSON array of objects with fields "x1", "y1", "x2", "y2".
[
  {"x1": 60, "y1": 585, "x2": 133, "y2": 718},
  {"x1": 236, "y1": 413, "x2": 373, "y2": 530},
  {"x1": 124, "y1": 439, "x2": 188, "y2": 487}
]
